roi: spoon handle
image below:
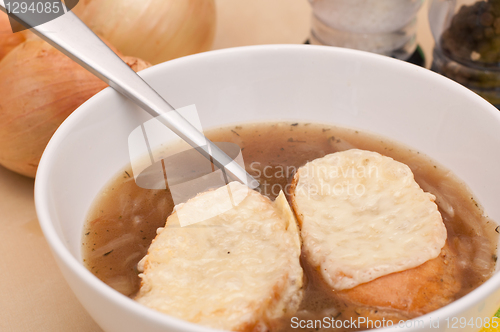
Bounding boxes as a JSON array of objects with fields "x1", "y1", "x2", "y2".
[{"x1": 0, "y1": 2, "x2": 259, "y2": 189}]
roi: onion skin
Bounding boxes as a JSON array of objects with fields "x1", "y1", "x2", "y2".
[
  {"x1": 0, "y1": 39, "x2": 151, "y2": 177},
  {"x1": 0, "y1": 12, "x2": 26, "y2": 61},
  {"x1": 121, "y1": 56, "x2": 151, "y2": 72},
  {"x1": 73, "y1": 0, "x2": 216, "y2": 65}
]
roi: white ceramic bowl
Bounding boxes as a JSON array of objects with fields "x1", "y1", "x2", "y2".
[{"x1": 35, "y1": 45, "x2": 500, "y2": 332}]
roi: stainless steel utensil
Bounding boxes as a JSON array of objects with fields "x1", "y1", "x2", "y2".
[{"x1": 0, "y1": 1, "x2": 259, "y2": 189}]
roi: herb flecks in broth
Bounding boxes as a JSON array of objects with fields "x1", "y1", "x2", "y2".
[{"x1": 82, "y1": 122, "x2": 498, "y2": 331}]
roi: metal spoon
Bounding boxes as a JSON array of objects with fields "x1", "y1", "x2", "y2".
[{"x1": 0, "y1": 1, "x2": 259, "y2": 189}]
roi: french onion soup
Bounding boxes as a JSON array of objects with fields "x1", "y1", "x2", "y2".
[{"x1": 82, "y1": 122, "x2": 498, "y2": 331}]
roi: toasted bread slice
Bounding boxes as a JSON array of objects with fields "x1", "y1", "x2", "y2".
[
  {"x1": 290, "y1": 149, "x2": 454, "y2": 321},
  {"x1": 291, "y1": 149, "x2": 447, "y2": 290},
  {"x1": 335, "y1": 242, "x2": 461, "y2": 323},
  {"x1": 135, "y1": 182, "x2": 303, "y2": 332}
]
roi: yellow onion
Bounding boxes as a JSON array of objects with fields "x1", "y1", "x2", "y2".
[
  {"x1": 0, "y1": 38, "x2": 151, "y2": 177},
  {"x1": 0, "y1": 12, "x2": 27, "y2": 60},
  {"x1": 73, "y1": 0, "x2": 216, "y2": 65}
]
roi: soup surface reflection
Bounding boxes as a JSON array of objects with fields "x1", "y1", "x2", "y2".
[{"x1": 83, "y1": 123, "x2": 498, "y2": 331}]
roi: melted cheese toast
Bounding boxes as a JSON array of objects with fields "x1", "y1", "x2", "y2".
[
  {"x1": 291, "y1": 149, "x2": 447, "y2": 290},
  {"x1": 135, "y1": 182, "x2": 303, "y2": 331}
]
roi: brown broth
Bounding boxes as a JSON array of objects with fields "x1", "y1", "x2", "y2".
[{"x1": 82, "y1": 122, "x2": 498, "y2": 331}]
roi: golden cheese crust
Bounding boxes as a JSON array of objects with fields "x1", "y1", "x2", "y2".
[{"x1": 135, "y1": 182, "x2": 303, "y2": 332}]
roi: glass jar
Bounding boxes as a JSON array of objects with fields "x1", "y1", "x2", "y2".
[
  {"x1": 309, "y1": 0, "x2": 425, "y2": 60},
  {"x1": 430, "y1": 0, "x2": 500, "y2": 108}
]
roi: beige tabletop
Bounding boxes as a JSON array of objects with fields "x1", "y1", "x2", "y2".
[{"x1": 0, "y1": 1, "x2": 437, "y2": 331}]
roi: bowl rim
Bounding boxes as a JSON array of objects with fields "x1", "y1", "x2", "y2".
[{"x1": 34, "y1": 44, "x2": 500, "y2": 332}]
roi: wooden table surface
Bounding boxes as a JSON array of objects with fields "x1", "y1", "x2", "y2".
[{"x1": 0, "y1": 1, "x2": 442, "y2": 331}]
